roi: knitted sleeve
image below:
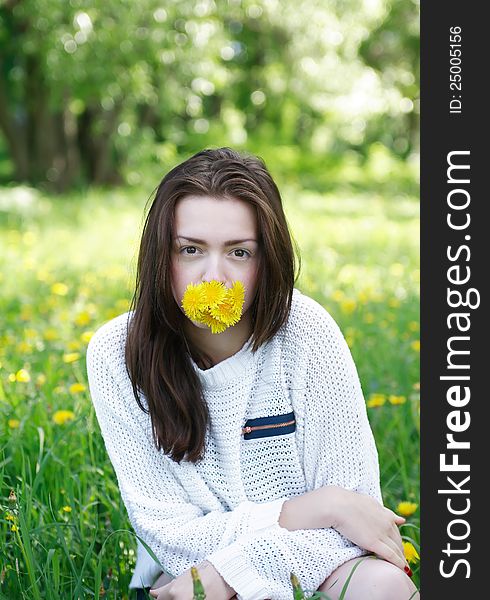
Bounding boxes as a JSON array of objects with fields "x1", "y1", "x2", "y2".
[
  {"x1": 85, "y1": 333, "x2": 288, "y2": 591},
  {"x1": 206, "y1": 301, "x2": 383, "y2": 599}
]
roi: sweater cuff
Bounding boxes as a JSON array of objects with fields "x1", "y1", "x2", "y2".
[
  {"x1": 206, "y1": 541, "x2": 270, "y2": 600},
  {"x1": 248, "y1": 497, "x2": 288, "y2": 532}
]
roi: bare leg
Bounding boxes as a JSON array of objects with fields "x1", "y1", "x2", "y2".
[
  {"x1": 150, "y1": 571, "x2": 173, "y2": 588},
  {"x1": 317, "y1": 556, "x2": 420, "y2": 600}
]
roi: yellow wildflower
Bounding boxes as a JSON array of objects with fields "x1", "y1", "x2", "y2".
[
  {"x1": 8, "y1": 419, "x2": 20, "y2": 429},
  {"x1": 181, "y1": 283, "x2": 207, "y2": 320},
  {"x1": 44, "y1": 328, "x2": 59, "y2": 341},
  {"x1": 389, "y1": 395, "x2": 407, "y2": 405},
  {"x1": 367, "y1": 393, "x2": 386, "y2": 408},
  {"x1": 226, "y1": 280, "x2": 245, "y2": 312},
  {"x1": 20, "y1": 305, "x2": 33, "y2": 321},
  {"x1": 67, "y1": 340, "x2": 81, "y2": 351},
  {"x1": 403, "y1": 541, "x2": 420, "y2": 564},
  {"x1": 15, "y1": 369, "x2": 31, "y2": 382},
  {"x1": 340, "y1": 298, "x2": 356, "y2": 315},
  {"x1": 74, "y1": 311, "x2": 91, "y2": 327},
  {"x1": 202, "y1": 281, "x2": 227, "y2": 307},
  {"x1": 36, "y1": 374, "x2": 47, "y2": 386},
  {"x1": 62, "y1": 506, "x2": 72, "y2": 513},
  {"x1": 331, "y1": 290, "x2": 344, "y2": 302},
  {"x1": 408, "y1": 321, "x2": 419, "y2": 332},
  {"x1": 51, "y1": 282, "x2": 69, "y2": 296},
  {"x1": 53, "y1": 410, "x2": 75, "y2": 425},
  {"x1": 69, "y1": 383, "x2": 86, "y2": 394},
  {"x1": 199, "y1": 311, "x2": 229, "y2": 334},
  {"x1": 16, "y1": 341, "x2": 33, "y2": 353},
  {"x1": 5, "y1": 513, "x2": 15, "y2": 521},
  {"x1": 411, "y1": 340, "x2": 420, "y2": 352},
  {"x1": 81, "y1": 331, "x2": 94, "y2": 344},
  {"x1": 363, "y1": 312, "x2": 375, "y2": 324},
  {"x1": 63, "y1": 353, "x2": 80, "y2": 364},
  {"x1": 182, "y1": 280, "x2": 245, "y2": 334},
  {"x1": 397, "y1": 502, "x2": 418, "y2": 517},
  {"x1": 10, "y1": 524, "x2": 18, "y2": 532}
]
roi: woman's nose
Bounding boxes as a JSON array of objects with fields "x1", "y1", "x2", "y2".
[{"x1": 202, "y1": 256, "x2": 227, "y2": 285}]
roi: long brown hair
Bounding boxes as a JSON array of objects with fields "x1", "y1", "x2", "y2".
[{"x1": 125, "y1": 147, "x2": 301, "y2": 463}]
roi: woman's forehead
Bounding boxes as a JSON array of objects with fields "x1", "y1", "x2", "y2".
[{"x1": 173, "y1": 195, "x2": 258, "y2": 236}]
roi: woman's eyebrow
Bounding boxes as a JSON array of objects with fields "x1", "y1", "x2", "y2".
[{"x1": 176, "y1": 235, "x2": 258, "y2": 245}]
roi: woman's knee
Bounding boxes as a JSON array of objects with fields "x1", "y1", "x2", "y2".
[
  {"x1": 363, "y1": 560, "x2": 419, "y2": 600},
  {"x1": 318, "y1": 557, "x2": 420, "y2": 600}
]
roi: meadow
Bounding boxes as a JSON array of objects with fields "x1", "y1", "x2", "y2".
[{"x1": 0, "y1": 181, "x2": 420, "y2": 598}]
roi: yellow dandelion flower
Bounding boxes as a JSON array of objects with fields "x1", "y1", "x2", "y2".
[
  {"x1": 62, "y1": 506, "x2": 72, "y2": 513},
  {"x1": 51, "y1": 282, "x2": 68, "y2": 296},
  {"x1": 16, "y1": 341, "x2": 33, "y2": 353},
  {"x1": 15, "y1": 369, "x2": 31, "y2": 382},
  {"x1": 69, "y1": 382, "x2": 86, "y2": 394},
  {"x1": 20, "y1": 305, "x2": 33, "y2": 321},
  {"x1": 182, "y1": 283, "x2": 207, "y2": 320},
  {"x1": 340, "y1": 298, "x2": 356, "y2": 315},
  {"x1": 63, "y1": 352, "x2": 80, "y2": 364},
  {"x1": 36, "y1": 374, "x2": 47, "y2": 386},
  {"x1": 403, "y1": 541, "x2": 420, "y2": 564},
  {"x1": 397, "y1": 502, "x2": 418, "y2": 517},
  {"x1": 5, "y1": 513, "x2": 15, "y2": 521},
  {"x1": 81, "y1": 331, "x2": 94, "y2": 344},
  {"x1": 44, "y1": 328, "x2": 59, "y2": 341},
  {"x1": 331, "y1": 290, "x2": 344, "y2": 302},
  {"x1": 8, "y1": 419, "x2": 20, "y2": 429},
  {"x1": 74, "y1": 311, "x2": 91, "y2": 327},
  {"x1": 201, "y1": 281, "x2": 227, "y2": 307},
  {"x1": 411, "y1": 340, "x2": 420, "y2": 352},
  {"x1": 210, "y1": 301, "x2": 241, "y2": 327},
  {"x1": 53, "y1": 410, "x2": 75, "y2": 425},
  {"x1": 227, "y1": 281, "x2": 245, "y2": 311},
  {"x1": 367, "y1": 393, "x2": 386, "y2": 408},
  {"x1": 357, "y1": 290, "x2": 369, "y2": 305},
  {"x1": 10, "y1": 524, "x2": 18, "y2": 532},
  {"x1": 199, "y1": 310, "x2": 229, "y2": 334},
  {"x1": 67, "y1": 340, "x2": 81, "y2": 351},
  {"x1": 389, "y1": 395, "x2": 407, "y2": 405}
]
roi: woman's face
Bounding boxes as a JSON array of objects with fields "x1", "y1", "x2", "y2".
[{"x1": 170, "y1": 195, "x2": 261, "y2": 330}]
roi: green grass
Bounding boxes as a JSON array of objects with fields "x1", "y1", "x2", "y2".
[{"x1": 0, "y1": 181, "x2": 419, "y2": 597}]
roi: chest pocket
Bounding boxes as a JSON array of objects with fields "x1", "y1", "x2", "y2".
[{"x1": 241, "y1": 411, "x2": 296, "y2": 440}]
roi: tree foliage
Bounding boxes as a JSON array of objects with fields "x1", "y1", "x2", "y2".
[{"x1": 0, "y1": 0, "x2": 419, "y2": 190}]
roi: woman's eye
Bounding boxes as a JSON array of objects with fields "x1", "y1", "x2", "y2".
[
  {"x1": 180, "y1": 246, "x2": 198, "y2": 255},
  {"x1": 233, "y1": 249, "x2": 251, "y2": 258}
]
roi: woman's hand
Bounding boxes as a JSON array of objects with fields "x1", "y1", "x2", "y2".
[
  {"x1": 325, "y1": 486, "x2": 408, "y2": 572},
  {"x1": 149, "y1": 560, "x2": 236, "y2": 600},
  {"x1": 279, "y1": 486, "x2": 409, "y2": 572}
]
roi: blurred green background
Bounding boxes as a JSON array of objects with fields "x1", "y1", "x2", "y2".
[{"x1": 1, "y1": 0, "x2": 420, "y2": 597}]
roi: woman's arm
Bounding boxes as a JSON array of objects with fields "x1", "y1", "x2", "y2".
[{"x1": 278, "y1": 485, "x2": 407, "y2": 570}]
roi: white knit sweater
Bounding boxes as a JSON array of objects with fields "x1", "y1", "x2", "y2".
[{"x1": 86, "y1": 287, "x2": 382, "y2": 599}]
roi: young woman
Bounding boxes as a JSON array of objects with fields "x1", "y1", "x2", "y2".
[{"x1": 86, "y1": 148, "x2": 419, "y2": 600}]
